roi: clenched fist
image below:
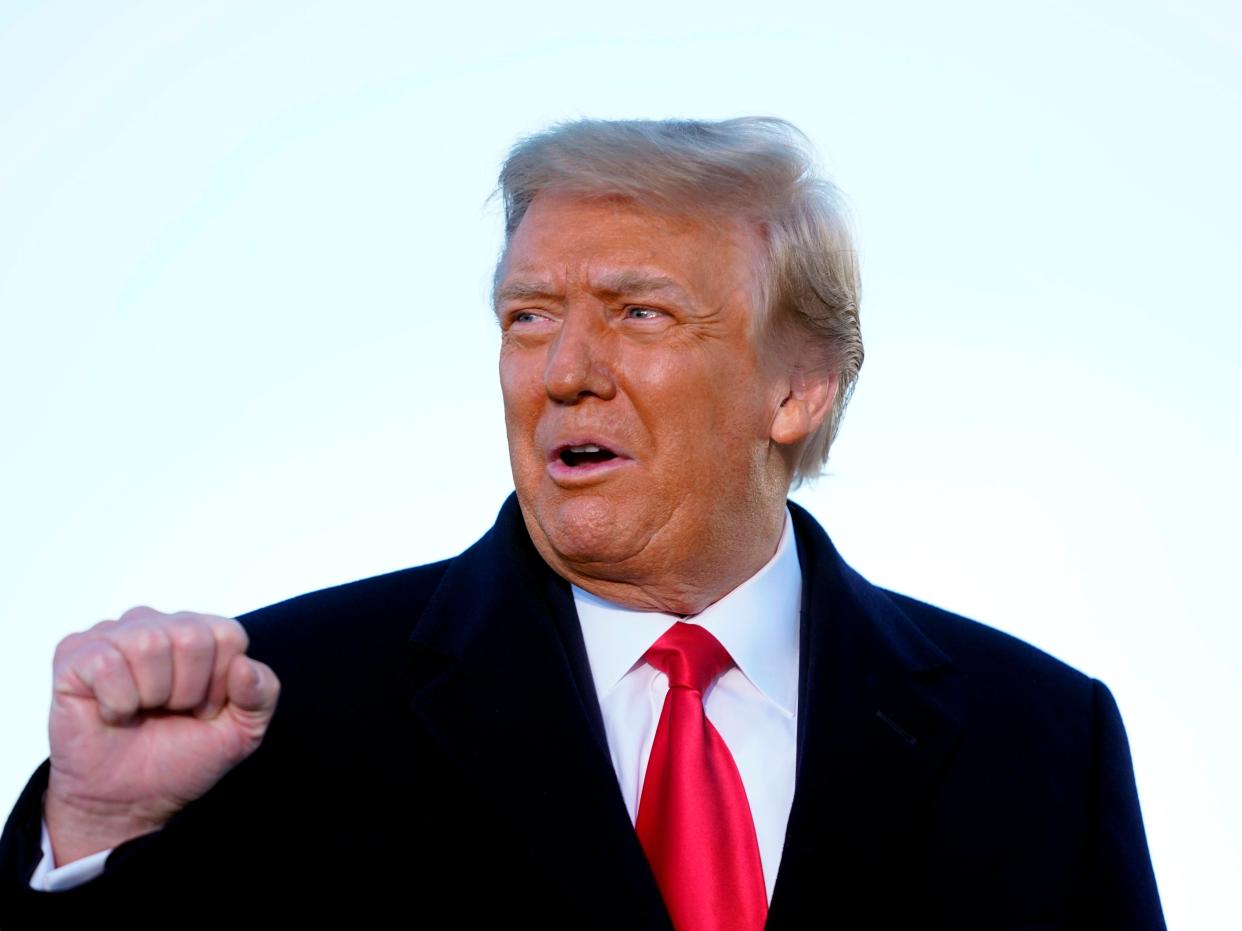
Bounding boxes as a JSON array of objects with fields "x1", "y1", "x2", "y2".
[{"x1": 43, "y1": 606, "x2": 280, "y2": 866}]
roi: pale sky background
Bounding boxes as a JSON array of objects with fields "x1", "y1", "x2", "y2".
[{"x1": 1, "y1": 0, "x2": 1238, "y2": 924}]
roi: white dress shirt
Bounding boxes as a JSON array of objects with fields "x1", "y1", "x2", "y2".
[
  {"x1": 33, "y1": 509, "x2": 803, "y2": 896},
  {"x1": 574, "y1": 509, "x2": 801, "y2": 902}
]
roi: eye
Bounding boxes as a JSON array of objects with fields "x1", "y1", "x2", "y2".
[
  {"x1": 624, "y1": 306, "x2": 664, "y2": 320},
  {"x1": 507, "y1": 310, "x2": 546, "y2": 327},
  {"x1": 500, "y1": 309, "x2": 552, "y2": 335}
]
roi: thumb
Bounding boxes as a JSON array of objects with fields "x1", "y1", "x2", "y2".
[{"x1": 224, "y1": 655, "x2": 281, "y2": 722}]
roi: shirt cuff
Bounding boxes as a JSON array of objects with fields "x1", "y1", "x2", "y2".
[{"x1": 29, "y1": 819, "x2": 110, "y2": 891}]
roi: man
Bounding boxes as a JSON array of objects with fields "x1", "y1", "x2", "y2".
[{"x1": 0, "y1": 118, "x2": 1165, "y2": 928}]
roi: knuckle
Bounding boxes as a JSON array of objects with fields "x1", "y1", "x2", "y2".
[
  {"x1": 53, "y1": 624, "x2": 114, "y2": 668},
  {"x1": 83, "y1": 643, "x2": 124, "y2": 680},
  {"x1": 118, "y1": 604, "x2": 161, "y2": 623},
  {"x1": 126, "y1": 624, "x2": 170, "y2": 659},
  {"x1": 167, "y1": 619, "x2": 213, "y2": 655},
  {"x1": 225, "y1": 623, "x2": 249, "y2": 654},
  {"x1": 210, "y1": 616, "x2": 249, "y2": 654},
  {"x1": 53, "y1": 631, "x2": 87, "y2": 661}
]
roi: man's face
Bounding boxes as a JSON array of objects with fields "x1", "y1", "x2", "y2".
[{"x1": 496, "y1": 191, "x2": 793, "y2": 604}]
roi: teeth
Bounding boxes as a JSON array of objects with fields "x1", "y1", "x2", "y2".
[{"x1": 568, "y1": 444, "x2": 601, "y2": 453}]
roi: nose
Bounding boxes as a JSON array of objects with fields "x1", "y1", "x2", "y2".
[{"x1": 543, "y1": 308, "x2": 616, "y2": 403}]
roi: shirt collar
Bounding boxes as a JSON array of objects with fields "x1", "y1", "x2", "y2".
[{"x1": 574, "y1": 508, "x2": 802, "y2": 716}]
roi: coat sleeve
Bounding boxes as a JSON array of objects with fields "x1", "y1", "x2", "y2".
[
  {"x1": 0, "y1": 760, "x2": 141, "y2": 926},
  {"x1": 1076, "y1": 678, "x2": 1166, "y2": 930},
  {"x1": 0, "y1": 754, "x2": 275, "y2": 927},
  {"x1": 0, "y1": 761, "x2": 189, "y2": 927}
]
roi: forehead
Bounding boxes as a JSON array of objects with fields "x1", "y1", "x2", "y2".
[{"x1": 496, "y1": 191, "x2": 765, "y2": 302}]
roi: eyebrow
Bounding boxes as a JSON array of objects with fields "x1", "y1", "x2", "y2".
[
  {"x1": 494, "y1": 281, "x2": 560, "y2": 304},
  {"x1": 494, "y1": 272, "x2": 692, "y2": 306}
]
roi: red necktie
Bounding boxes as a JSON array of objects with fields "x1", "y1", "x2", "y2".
[{"x1": 635, "y1": 622, "x2": 768, "y2": 931}]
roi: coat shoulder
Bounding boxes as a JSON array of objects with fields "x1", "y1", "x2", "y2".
[
  {"x1": 872, "y1": 586, "x2": 1104, "y2": 737},
  {"x1": 235, "y1": 558, "x2": 453, "y2": 672},
  {"x1": 883, "y1": 586, "x2": 1094, "y2": 689},
  {"x1": 866, "y1": 588, "x2": 1164, "y2": 928},
  {"x1": 794, "y1": 503, "x2": 1097, "y2": 705}
]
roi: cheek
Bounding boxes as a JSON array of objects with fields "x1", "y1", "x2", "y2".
[
  {"x1": 699, "y1": 353, "x2": 768, "y2": 420},
  {"x1": 499, "y1": 359, "x2": 545, "y2": 464},
  {"x1": 499, "y1": 352, "x2": 543, "y2": 418},
  {"x1": 642, "y1": 353, "x2": 751, "y2": 428},
  {"x1": 698, "y1": 374, "x2": 779, "y2": 456}
]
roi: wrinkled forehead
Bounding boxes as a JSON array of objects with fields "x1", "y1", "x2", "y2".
[{"x1": 492, "y1": 191, "x2": 771, "y2": 310}]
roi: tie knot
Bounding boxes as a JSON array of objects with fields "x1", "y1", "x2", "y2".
[{"x1": 642, "y1": 622, "x2": 734, "y2": 693}]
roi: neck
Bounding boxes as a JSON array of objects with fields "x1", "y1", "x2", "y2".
[{"x1": 528, "y1": 504, "x2": 788, "y2": 617}]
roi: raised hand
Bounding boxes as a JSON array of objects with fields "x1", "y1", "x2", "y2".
[{"x1": 43, "y1": 606, "x2": 280, "y2": 866}]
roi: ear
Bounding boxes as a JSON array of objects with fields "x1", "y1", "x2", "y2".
[{"x1": 769, "y1": 368, "x2": 838, "y2": 447}]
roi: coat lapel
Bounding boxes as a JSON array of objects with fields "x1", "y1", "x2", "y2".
[
  {"x1": 405, "y1": 494, "x2": 960, "y2": 927},
  {"x1": 766, "y1": 503, "x2": 962, "y2": 927},
  {"x1": 404, "y1": 495, "x2": 672, "y2": 928}
]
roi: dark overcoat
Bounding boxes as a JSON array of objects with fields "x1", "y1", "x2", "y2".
[{"x1": 0, "y1": 495, "x2": 1165, "y2": 929}]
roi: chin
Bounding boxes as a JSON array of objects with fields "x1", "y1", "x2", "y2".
[{"x1": 531, "y1": 492, "x2": 645, "y2": 569}]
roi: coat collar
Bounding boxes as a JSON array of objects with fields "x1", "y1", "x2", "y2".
[
  {"x1": 765, "y1": 502, "x2": 961, "y2": 927},
  {"x1": 406, "y1": 493, "x2": 960, "y2": 926},
  {"x1": 404, "y1": 494, "x2": 671, "y2": 927}
]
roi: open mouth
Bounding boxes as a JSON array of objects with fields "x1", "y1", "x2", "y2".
[{"x1": 558, "y1": 444, "x2": 619, "y2": 468}]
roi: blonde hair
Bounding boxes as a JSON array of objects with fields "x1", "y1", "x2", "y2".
[{"x1": 495, "y1": 117, "x2": 862, "y2": 482}]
